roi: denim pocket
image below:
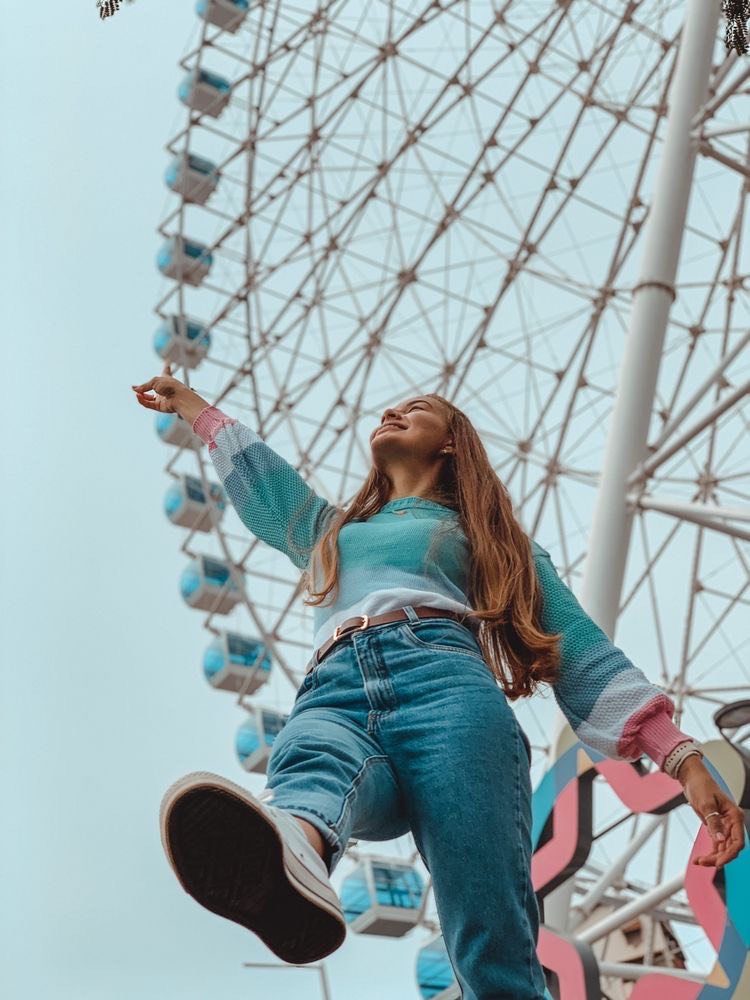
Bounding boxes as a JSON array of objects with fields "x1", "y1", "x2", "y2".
[{"x1": 401, "y1": 618, "x2": 485, "y2": 661}]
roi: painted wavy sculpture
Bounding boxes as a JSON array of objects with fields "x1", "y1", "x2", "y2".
[{"x1": 530, "y1": 732, "x2": 750, "y2": 997}]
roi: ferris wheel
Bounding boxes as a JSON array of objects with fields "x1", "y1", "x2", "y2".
[{"x1": 144, "y1": 0, "x2": 750, "y2": 996}]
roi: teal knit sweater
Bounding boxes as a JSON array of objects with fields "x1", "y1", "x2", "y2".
[{"x1": 192, "y1": 404, "x2": 693, "y2": 767}]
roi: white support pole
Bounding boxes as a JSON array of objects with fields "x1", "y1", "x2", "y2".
[
  {"x1": 543, "y1": 0, "x2": 720, "y2": 933},
  {"x1": 577, "y1": 874, "x2": 686, "y2": 944},
  {"x1": 575, "y1": 814, "x2": 666, "y2": 919},
  {"x1": 598, "y1": 961, "x2": 709, "y2": 985}
]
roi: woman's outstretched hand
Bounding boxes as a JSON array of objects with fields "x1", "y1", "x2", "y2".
[
  {"x1": 132, "y1": 361, "x2": 187, "y2": 413},
  {"x1": 678, "y1": 756, "x2": 747, "y2": 868}
]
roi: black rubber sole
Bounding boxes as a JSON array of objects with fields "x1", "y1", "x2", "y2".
[{"x1": 165, "y1": 787, "x2": 346, "y2": 964}]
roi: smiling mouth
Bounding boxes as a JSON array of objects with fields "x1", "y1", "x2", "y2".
[{"x1": 374, "y1": 423, "x2": 405, "y2": 436}]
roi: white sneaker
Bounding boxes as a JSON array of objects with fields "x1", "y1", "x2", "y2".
[{"x1": 160, "y1": 771, "x2": 346, "y2": 963}]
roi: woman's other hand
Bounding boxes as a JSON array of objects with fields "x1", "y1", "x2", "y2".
[{"x1": 678, "y1": 755, "x2": 747, "y2": 868}]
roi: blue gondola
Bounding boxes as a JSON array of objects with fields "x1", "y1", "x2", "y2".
[
  {"x1": 196, "y1": 0, "x2": 249, "y2": 33},
  {"x1": 235, "y1": 707, "x2": 288, "y2": 773},
  {"x1": 164, "y1": 473, "x2": 226, "y2": 531},
  {"x1": 180, "y1": 554, "x2": 243, "y2": 613},
  {"x1": 203, "y1": 631, "x2": 272, "y2": 693},
  {"x1": 340, "y1": 859, "x2": 425, "y2": 936},
  {"x1": 416, "y1": 934, "x2": 460, "y2": 1000},
  {"x1": 156, "y1": 236, "x2": 213, "y2": 287},
  {"x1": 155, "y1": 412, "x2": 203, "y2": 450},
  {"x1": 164, "y1": 152, "x2": 220, "y2": 205},
  {"x1": 153, "y1": 315, "x2": 211, "y2": 367},
  {"x1": 178, "y1": 67, "x2": 232, "y2": 117}
]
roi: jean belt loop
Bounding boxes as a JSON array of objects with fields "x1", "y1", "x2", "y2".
[{"x1": 403, "y1": 604, "x2": 420, "y2": 624}]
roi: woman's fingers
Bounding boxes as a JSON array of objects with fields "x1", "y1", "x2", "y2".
[
  {"x1": 132, "y1": 372, "x2": 181, "y2": 415},
  {"x1": 134, "y1": 389, "x2": 169, "y2": 412},
  {"x1": 726, "y1": 805, "x2": 747, "y2": 856},
  {"x1": 692, "y1": 800, "x2": 746, "y2": 867},
  {"x1": 713, "y1": 799, "x2": 745, "y2": 861},
  {"x1": 702, "y1": 803, "x2": 727, "y2": 846},
  {"x1": 685, "y1": 776, "x2": 747, "y2": 868},
  {"x1": 133, "y1": 365, "x2": 176, "y2": 395},
  {"x1": 694, "y1": 851, "x2": 718, "y2": 866},
  {"x1": 697, "y1": 844, "x2": 733, "y2": 867}
]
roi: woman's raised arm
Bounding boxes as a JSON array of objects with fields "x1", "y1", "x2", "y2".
[{"x1": 133, "y1": 365, "x2": 336, "y2": 570}]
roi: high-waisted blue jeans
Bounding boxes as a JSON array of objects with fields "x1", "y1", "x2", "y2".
[{"x1": 264, "y1": 606, "x2": 550, "y2": 1000}]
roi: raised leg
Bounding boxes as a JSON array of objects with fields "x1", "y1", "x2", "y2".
[{"x1": 265, "y1": 705, "x2": 409, "y2": 873}]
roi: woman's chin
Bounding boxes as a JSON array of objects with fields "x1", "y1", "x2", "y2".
[{"x1": 370, "y1": 442, "x2": 396, "y2": 470}]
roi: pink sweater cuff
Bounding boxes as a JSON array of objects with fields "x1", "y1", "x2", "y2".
[
  {"x1": 634, "y1": 709, "x2": 694, "y2": 769},
  {"x1": 191, "y1": 404, "x2": 235, "y2": 446}
]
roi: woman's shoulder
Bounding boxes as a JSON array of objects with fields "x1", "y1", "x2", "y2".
[{"x1": 529, "y1": 537, "x2": 552, "y2": 560}]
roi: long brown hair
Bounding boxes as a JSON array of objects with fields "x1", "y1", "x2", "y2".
[{"x1": 301, "y1": 393, "x2": 561, "y2": 699}]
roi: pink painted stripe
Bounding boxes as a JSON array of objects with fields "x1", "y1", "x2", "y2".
[
  {"x1": 685, "y1": 826, "x2": 728, "y2": 951},
  {"x1": 594, "y1": 758, "x2": 684, "y2": 813},
  {"x1": 537, "y1": 926, "x2": 593, "y2": 1000},
  {"x1": 617, "y1": 693, "x2": 693, "y2": 767},
  {"x1": 192, "y1": 405, "x2": 237, "y2": 448},
  {"x1": 531, "y1": 779, "x2": 580, "y2": 891}
]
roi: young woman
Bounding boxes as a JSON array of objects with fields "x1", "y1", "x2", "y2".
[{"x1": 133, "y1": 363, "x2": 744, "y2": 1000}]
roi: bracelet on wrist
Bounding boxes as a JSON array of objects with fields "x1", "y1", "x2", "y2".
[{"x1": 662, "y1": 738, "x2": 703, "y2": 779}]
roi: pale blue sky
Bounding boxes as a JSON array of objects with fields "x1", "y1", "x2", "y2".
[{"x1": 1, "y1": 5, "x2": 418, "y2": 998}]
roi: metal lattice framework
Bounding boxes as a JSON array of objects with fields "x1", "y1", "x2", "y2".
[{"x1": 152, "y1": 1, "x2": 750, "y2": 994}]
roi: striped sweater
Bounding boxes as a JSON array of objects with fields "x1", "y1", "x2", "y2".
[{"x1": 192, "y1": 404, "x2": 692, "y2": 768}]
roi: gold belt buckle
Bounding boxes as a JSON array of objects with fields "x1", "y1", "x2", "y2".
[{"x1": 333, "y1": 614, "x2": 370, "y2": 641}]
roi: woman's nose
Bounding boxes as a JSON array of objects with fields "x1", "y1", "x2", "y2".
[{"x1": 381, "y1": 407, "x2": 400, "y2": 423}]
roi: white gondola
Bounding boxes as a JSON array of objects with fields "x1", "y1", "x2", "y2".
[
  {"x1": 155, "y1": 412, "x2": 204, "y2": 451},
  {"x1": 416, "y1": 934, "x2": 461, "y2": 1000},
  {"x1": 153, "y1": 314, "x2": 211, "y2": 368},
  {"x1": 156, "y1": 236, "x2": 213, "y2": 287},
  {"x1": 235, "y1": 707, "x2": 288, "y2": 773},
  {"x1": 196, "y1": 0, "x2": 249, "y2": 33},
  {"x1": 178, "y1": 67, "x2": 232, "y2": 117},
  {"x1": 179, "y1": 554, "x2": 243, "y2": 613},
  {"x1": 340, "y1": 858, "x2": 425, "y2": 936},
  {"x1": 164, "y1": 473, "x2": 226, "y2": 531},
  {"x1": 164, "y1": 152, "x2": 220, "y2": 205},
  {"x1": 203, "y1": 631, "x2": 272, "y2": 693}
]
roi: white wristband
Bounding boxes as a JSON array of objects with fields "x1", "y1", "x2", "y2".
[{"x1": 663, "y1": 739, "x2": 703, "y2": 779}]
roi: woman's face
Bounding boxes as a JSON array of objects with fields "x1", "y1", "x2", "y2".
[{"x1": 369, "y1": 396, "x2": 452, "y2": 464}]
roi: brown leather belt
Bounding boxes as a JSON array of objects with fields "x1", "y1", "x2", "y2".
[{"x1": 307, "y1": 606, "x2": 476, "y2": 673}]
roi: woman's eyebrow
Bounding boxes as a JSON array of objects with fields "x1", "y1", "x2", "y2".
[{"x1": 380, "y1": 398, "x2": 432, "y2": 418}]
